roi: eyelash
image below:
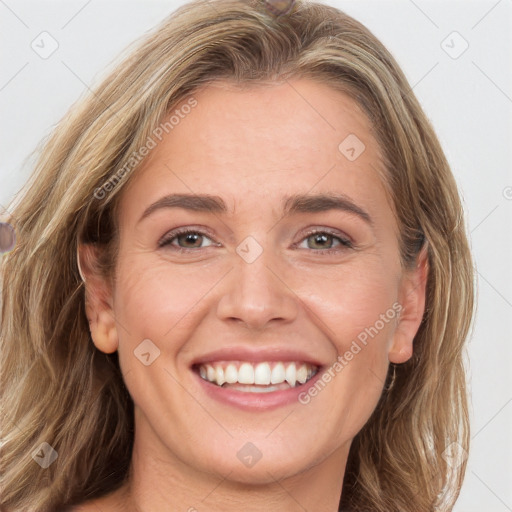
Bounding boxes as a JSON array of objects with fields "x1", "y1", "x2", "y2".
[{"x1": 158, "y1": 227, "x2": 354, "y2": 254}]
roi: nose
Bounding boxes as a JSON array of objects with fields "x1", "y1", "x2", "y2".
[{"x1": 216, "y1": 248, "x2": 299, "y2": 331}]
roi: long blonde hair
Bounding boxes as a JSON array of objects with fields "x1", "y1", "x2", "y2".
[{"x1": 0, "y1": 1, "x2": 474, "y2": 510}]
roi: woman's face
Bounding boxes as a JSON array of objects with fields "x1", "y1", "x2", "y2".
[{"x1": 89, "y1": 79, "x2": 425, "y2": 486}]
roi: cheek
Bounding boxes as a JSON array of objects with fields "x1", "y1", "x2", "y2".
[
  {"x1": 298, "y1": 259, "x2": 400, "y2": 349},
  {"x1": 114, "y1": 256, "x2": 225, "y2": 341}
]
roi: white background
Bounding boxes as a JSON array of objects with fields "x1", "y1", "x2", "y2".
[{"x1": 1, "y1": 1, "x2": 511, "y2": 510}]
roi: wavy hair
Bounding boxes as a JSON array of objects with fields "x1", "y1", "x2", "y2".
[{"x1": 0, "y1": 0, "x2": 474, "y2": 510}]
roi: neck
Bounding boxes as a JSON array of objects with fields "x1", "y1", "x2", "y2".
[{"x1": 117, "y1": 422, "x2": 349, "y2": 512}]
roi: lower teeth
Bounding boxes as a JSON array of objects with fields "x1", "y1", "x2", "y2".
[{"x1": 221, "y1": 382, "x2": 292, "y2": 393}]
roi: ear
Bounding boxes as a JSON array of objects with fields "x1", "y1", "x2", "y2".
[
  {"x1": 78, "y1": 243, "x2": 119, "y2": 354},
  {"x1": 388, "y1": 245, "x2": 429, "y2": 364}
]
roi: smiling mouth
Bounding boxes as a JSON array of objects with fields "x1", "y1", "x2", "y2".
[{"x1": 194, "y1": 361, "x2": 319, "y2": 393}]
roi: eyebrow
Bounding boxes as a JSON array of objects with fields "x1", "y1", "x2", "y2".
[{"x1": 138, "y1": 192, "x2": 372, "y2": 224}]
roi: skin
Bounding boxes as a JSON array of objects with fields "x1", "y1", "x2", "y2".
[{"x1": 77, "y1": 78, "x2": 427, "y2": 512}]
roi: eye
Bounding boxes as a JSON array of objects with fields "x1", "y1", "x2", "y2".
[
  {"x1": 158, "y1": 228, "x2": 217, "y2": 251},
  {"x1": 297, "y1": 230, "x2": 353, "y2": 252},
  {"x1": 158, "y1": 227, "x2": 354, "y2": 253}
]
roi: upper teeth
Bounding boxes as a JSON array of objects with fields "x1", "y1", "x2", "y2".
[{"x1": 198, "y1": 361, "x2": 317, "y2": 387}]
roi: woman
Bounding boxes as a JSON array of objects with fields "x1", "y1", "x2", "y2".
[{"x1": 0, "y1": 0, "x2": 474, "y2": 510}]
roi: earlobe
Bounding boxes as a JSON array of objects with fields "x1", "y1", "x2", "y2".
[
  {"x1": 388, "y1": 245, "x2": 429, "y2": 364},
  {"x1": 78, "y1": 243, "x2": 119, "y2": 354},
  {"x1": 89, "y1": 310, "x2": 119, "y2": 354},
  {"x1": 389, "y1": 343, "x2": 413, "y2": 364}
]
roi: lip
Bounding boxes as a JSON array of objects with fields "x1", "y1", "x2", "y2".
[{"x1": 191, "y1": 347, "x2": 324, "y2": 367}]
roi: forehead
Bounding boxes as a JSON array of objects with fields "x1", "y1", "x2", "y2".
[{"x1": 120, "y1": 78, "x2": 390, "y2": 221}]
